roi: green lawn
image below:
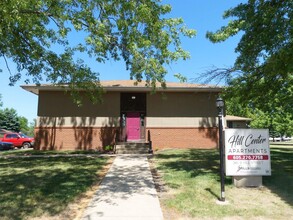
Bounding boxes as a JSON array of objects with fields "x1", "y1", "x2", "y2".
[
  {"x1": 0, "y1": 154, "x2": 110, "y2": 220},
  {"x1": 151, "y1": 147, "x2": 293, "y2": 219},
  {"x1": 0, "y1": 149, "x2": 103, "y2": 156}
]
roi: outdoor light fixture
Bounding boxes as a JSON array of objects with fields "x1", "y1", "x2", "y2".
[
  {"x1": 216, "y1": 96, "x2": 225, "y2": 202},
  {"x1": 216, "y1": 97, "x2": 225, "y2": 109}
]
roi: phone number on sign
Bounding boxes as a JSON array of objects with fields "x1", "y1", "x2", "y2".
[{"x1": 227, "y1": 155, "x2": 269, "y2": 160}]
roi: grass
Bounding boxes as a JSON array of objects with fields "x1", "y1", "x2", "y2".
[
  {"x1": 0, "y1": 154, "x2": 111, "y2": 220},
  {"x1": 0, "y1": 149, "x2": 104, "y2": 156},
  {"x1": 151, "y1": 147, "x2": 293, "y2": 219},
  {"x1": 1, "y1": 145, "x2": 292, "y2": 219}
]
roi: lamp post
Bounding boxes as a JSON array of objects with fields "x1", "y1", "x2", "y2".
[{"x1": 216, "y1": 97, "x2": 225, "y2": 202}]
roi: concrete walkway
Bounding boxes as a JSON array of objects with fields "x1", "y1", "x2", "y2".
[{"x1": 82, "y1": 155, "x2": 164, "y2": 220}]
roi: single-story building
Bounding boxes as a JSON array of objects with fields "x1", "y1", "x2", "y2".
[
  {"x1": 226, "y1": 115, "x2": 252, "y2": 128},
  {"x1": 21, "y1": 80, "x2": 222, "y2": 151}
]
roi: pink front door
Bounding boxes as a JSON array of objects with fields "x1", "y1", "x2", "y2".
[{"x1": 126, "y1": 112, "x2": 140, "y2": 140}]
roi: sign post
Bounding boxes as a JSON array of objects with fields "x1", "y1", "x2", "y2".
[{"x1": 216, "y1": 97, "x2": 225, "y2": 201}]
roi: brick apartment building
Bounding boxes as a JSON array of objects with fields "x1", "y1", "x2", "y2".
[{"x1": 22, "y1": 80, "x2": 222, "y2": 151}]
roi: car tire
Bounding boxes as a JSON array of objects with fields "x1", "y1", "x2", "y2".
[{"x1": 22, "y1": 142, "x2": 30, "y2": 149}]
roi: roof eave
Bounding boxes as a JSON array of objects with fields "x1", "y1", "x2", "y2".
[
  {"x1": 225, "y1": 115, "x2": 252, "y2": 121},
  {"x1": 21, "y1": 85, "x2": 222, "y2": 94},
  {"x1": 104, "y1": 87, "x2": 222, "y2": 92}
]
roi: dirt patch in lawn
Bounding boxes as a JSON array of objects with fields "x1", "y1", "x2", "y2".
[{"x1": 148, "y1": 155, "x2": 184, "y2": 219}]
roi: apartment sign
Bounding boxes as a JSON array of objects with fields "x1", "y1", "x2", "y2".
[{"x1": 225, "y1": 129, "x2": 271, "y2": 176}]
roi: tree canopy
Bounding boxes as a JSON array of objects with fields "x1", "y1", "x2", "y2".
[
  {"x1": 206, "y1": 0, "x2": 293, "y2": 114},
  {"x1": 224, "y1": 94, "x2": 293, "y2": 137},
  {"x1": 0, "y1": 108, "x2": 20, "y2": 132},
  {"x1": 0, "y1": 0, "x2": 195, "y2": 103},
  {"x1": 0, "y1": 95, "x2": 35, "y2": 135}
]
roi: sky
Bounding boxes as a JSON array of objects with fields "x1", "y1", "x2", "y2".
[{"x1": 0, "y1": 0, "x2": 244, "y2": 123}]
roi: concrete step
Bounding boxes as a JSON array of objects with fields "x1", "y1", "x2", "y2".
[{"x1": 115, "y1": 142, "x2": 151, "y2": 154}]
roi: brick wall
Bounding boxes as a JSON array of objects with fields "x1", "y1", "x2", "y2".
[
  {"x1": 34, "y1": 127, "x2": 118, "y2": 150},
  {"x1": 147, "y1": 127, "x2": 218, "y2": 150},
  {"x1": 34, "y1": 127, "x2": 218, "y2": 151}
]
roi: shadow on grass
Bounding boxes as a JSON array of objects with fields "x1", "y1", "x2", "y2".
[
  {"x1": 155, "y1": 149, "x2": 232, "y2": 199},
  {"x1": 0, "y1": 149, "x2": 103, "y2": 156},
  {"x1": 264, "y1": 147, "x2": 293, "y2": 206},
  {"x1": 155, "y1": 148, "x2": 293, "y2": 205},
  {"x1": 156, "y1": 149, "x2": 222, "y2": 178},
  {"x1": 0, "y1": 157, "x2": 108, "y2": 220}
]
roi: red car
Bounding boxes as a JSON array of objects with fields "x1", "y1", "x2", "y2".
[{"x1": 0, "y1": 133, "x2": 34, "y2": 149}]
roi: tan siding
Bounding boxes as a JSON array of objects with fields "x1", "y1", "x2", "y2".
[
  {"x1": 146, "y1": 117, "x2": 217, "y2": 127},
  {"x1": 38, "y1": 91, "x2": 120, "y2": 117},
  {"x1": 36, "y1": 116, "x2": 216, "y2": 128},
  {"x1": 147, "y1": 92, "x2": 218, "y2": 117}
]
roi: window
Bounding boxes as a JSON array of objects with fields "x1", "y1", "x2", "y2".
[
  {"x1": 227, "y1": 121, "x2": 233, "y2": 128},
  {"x1": 6, "y1": 134, "x2": 18, "y2": 138}
]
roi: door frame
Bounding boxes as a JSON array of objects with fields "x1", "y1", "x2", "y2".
[{"x1": 120, "y1": 93, "x2": 146, "y2": 142}]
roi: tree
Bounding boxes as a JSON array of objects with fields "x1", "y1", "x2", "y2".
[
  {"x1": 205, "y1": 0, "x2": 292, "y2": 114},
  {"x1": 0, "y1": 94, "x2": 34, "y2": 134},
  {"x1": 0, "y1": 108, "x2": 35, "y2": 135},
  {"x1": 0, "y1": 94, "x2": 2, "y2": 108},
  {"x1": 0, "y1": 0, "x2": 195, "y2": 103},
  {"x1": 224, "y1": 92, "x2": 293, "y2": 138},
  {"x1": 248, "y1": 107, "x2": 293, "y2": 138},
  {"x1": 0, "y1": 108, "x2": 20, "y2": 132},
  {"x1": 19, "y1": 116, "x2": 36, "y2": 136},
  {"x1": 19, "y1": 117, "x2": 35, "y2": 136}
]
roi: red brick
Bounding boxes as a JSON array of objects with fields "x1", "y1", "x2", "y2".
[{"x1": 34, "y1": 127, "x2": 219, "y2": 150}]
